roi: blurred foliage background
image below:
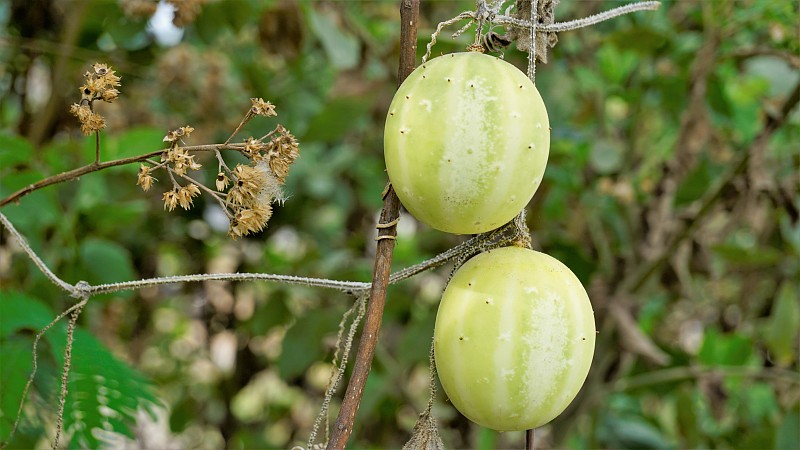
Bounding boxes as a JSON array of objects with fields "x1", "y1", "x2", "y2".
[{"x1": 1, "y1": 0, "x2": 798, "y2": 448}]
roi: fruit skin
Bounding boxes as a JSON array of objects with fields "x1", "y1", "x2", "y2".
[
  {"x1": 434, "y1": 246, "x2": 595, "y2": 431},
  {"x1": 384, "y1": 52, "x2": 550, "y2": 234}
]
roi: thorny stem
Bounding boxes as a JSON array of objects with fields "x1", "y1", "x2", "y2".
[
  {"x1": 0, "y1": 143, "x2": 246, "y2": 208},
  {"x1": 422, "y1": 1, "x2": 661, "y2": 63},
  {"x1": 52, "y1": 300, "x2": 86, "y2": 450}
]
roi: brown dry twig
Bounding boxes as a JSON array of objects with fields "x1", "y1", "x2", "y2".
[{"x1": 325, "y1": 2, "x2": 418, "y2": 449}]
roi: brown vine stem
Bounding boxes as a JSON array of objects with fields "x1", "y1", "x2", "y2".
[
  {"x1": 326, "y1": 1, "x2": 418, "y2": 448},
  {"x1": 0, "y1": 143, "x2": 245, "y2": 208}
]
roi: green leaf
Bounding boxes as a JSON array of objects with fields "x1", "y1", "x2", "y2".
[
  {"x1": 0, "y1": 290, "x2": 56, "y2": 338},
  {"x1": 674, "y1": 157, "x2": 714, "y2": 207},
  {"x1": 112, "y1": 126, "x2": 167, "y2": 161},
  {"x1": 303, "y1": 96, "x2": 371, "y2": 142},
  {"x1": 775, "y1": 410, "x2": 800, "y2": 450},
  {"x1": 762, "y1": 281, "x2": 800, "y2": 367},
  {"x1": 58, "y1": 328, "x2": 160, "y2": 448},
  {"x1": 278, "y1": 308, "x2": 341, "y2": 379},
  {"x1": 698, "y1": 329, "x2": 753, "y2": 366},
  {"x1": 0, "y1": 133, "x2": 34, "y2": 169},
  {"x1": 307, "y1": 8, "x2": 360, "y2": 70},
  {"x1": 79, "y1": 238, "x2": 137, "y2": 289},
  {"x1": 0, "y1": 338, "x2": 34, "y2": 438},
  {"x1": 598, "y1": 414, "x2": 672, "y2": 449}
]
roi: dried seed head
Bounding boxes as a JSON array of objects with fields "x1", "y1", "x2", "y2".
[
  {"x1": 80, "y1": 111, "x2": 106, "y2": 135},
  {"x1": 265, "y1": 126, "x2": 300, "y2": 182},
  {"x1": 243, "y1": 137, "x2": 265, "y2": 158},
  {"x1": 228, "y1": 203, "x2": 273, "y2": 239},
  {"x1": 216, "y1": 172, "x2": 230, "y2": 191},
  {"x1": 250, "y1": 98, "x2": 277, "y2": 117},
  {"x1": 227, "y1": 164, "x2": 267, "y2": 206},
  {"x1": 136, "y1": 164, "x2": 156, "y2": 191},
  {"x1": 163, "y1": 188, "x2": 180, "y2": 211},
  {"x1": 177, "y1": 184, "x2": 201, "y2": 210}
]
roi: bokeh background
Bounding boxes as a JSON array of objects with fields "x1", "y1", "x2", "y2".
[{"x1": 1, "y1": 0, "x2": 798, "y2": 449}]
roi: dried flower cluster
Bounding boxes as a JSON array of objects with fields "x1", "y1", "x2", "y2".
[
  {"x1": 134, "y1": 98, "x2": 299, "y2": 240},
  {"x1": 136, "y1": 125, "x2": 202, "y2": 213},
  {"x1": 223, "y1": 124, "x2": 300, "y2": 238},
  {"x1": 69, "y1": 63, "x2": 121, "y2": 135}
]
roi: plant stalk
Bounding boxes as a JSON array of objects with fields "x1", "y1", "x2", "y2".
[{"x1": 326, "y1": 1, "x2": 419, "y2": 448}]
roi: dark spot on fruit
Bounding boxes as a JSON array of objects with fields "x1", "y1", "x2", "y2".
[
  {"x1": 459, "y1": 336, "x2": 464, "y2": 341},
  {"x1": 519, "y1": 85, "x2": 523, "y2": 89},
  {"x1": 389, "y1": 112, "x2": 395, "y2": 116},
  {"x1": 446, "y1": 78, "x2": 452, "y2": 83},
  {"x1": 405, "y1": 95, "x2": 410, "y2": 99},
  {"x1": 422, "y1": 75, "x2": 426, "y2": 79},
  {"x1": 470, "y1": 83, "x2": 474, "y2": 88},
  {"x1": 581, "y1": 337, "x2": 586, "y2": 341},
  {"x1": 528, "y1": 144, "x2": 533, "y2": 149}
]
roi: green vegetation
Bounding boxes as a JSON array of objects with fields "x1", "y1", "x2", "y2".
[{"x1": 1, "y1": 1, "x2": 798, "y2": 448}]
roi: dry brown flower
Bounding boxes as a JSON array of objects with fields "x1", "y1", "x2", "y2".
[
  {"x1": 265, "y1": 126, "x2": 300, "y2": 182},
  {"x1": 177, "y1": 184, "x2": 201, "y2": 210},
  {"x1": 80, "y1": 111, "x2": 106, "y2": 135},
  {"x1": 228, "y1": 203, "x2": 273, "y2": 239},
  {"x1": 163, "y1": 189, "x2": 180, "y2": 211},
  {"x1": 243, "y1": 137, "x2": 265, "y2": 158},
  {"x1": 216, "y1": 172, "x2": 230, "y2": 191},
  {"x1": 250, "y1": 98, "x2": 277, "y2": 117},
  {"x1": 69, "y1": 63, "x2": 121, "y2": 133},
  {"x1": 101, "y1": 88, "x2": 120, "y2": 102},
  {"x1": 227, "y1": 164, "x2": 267, "y2": 206},
  {"x1": 137, "y1": 165, "x2": 156, "y2": 191}
]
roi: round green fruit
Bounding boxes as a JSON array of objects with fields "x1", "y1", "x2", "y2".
[
  {"x1": 384, "y1": 52, "x2": 550, "y2": 234},
  {"x1": 434, "y1": 246, "x2": 595, "y2": 431}
]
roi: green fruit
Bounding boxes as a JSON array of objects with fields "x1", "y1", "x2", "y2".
[
  {"x1": 384, "y1": 52, "x2": 550, "y2": 234},
  {"x1": 434, "y1": 246, "x2": 595, "y2": 431}
]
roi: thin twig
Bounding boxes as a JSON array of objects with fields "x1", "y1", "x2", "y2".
[
  {"x1": 0, "y1": 213, "x2": 74, "y2": 294},
  {"x1": 224, "y1": 111, "x2": 254, "y2": 145},
  {"x1": 0, "y1": 143, "x2": 246, "y2": 208},
  {"x1": 326, "y1": 2, "x2": 418, "y2": 449},
  {"x1": 94, "y1": 131, "x2": 100, "y2": 164},
  {"x1": 173, "y1": 172, "x2": 232, "y2": 218},
  {"x1": 526, "y1": 429, "x2": 535, "y2": 450},
  {"x1": 614, "y1": 365, "x2": 800, "y2": 392}
]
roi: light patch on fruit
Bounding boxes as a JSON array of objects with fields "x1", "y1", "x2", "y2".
[{"x1": 419, "y1": 99, "x2": 432, "y2": 112}]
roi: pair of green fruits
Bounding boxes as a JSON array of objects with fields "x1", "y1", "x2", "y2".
[{"x1": 384, "y1": 52, "x2": 596, "y2": 431}]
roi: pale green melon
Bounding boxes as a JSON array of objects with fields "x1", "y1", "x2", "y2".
[
  {"x1": 384, "y1": 52, "x2": 549, "y2": 234},
  {"x1": 434, "y1": 247, "x2": 595, "y2": 431}
]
